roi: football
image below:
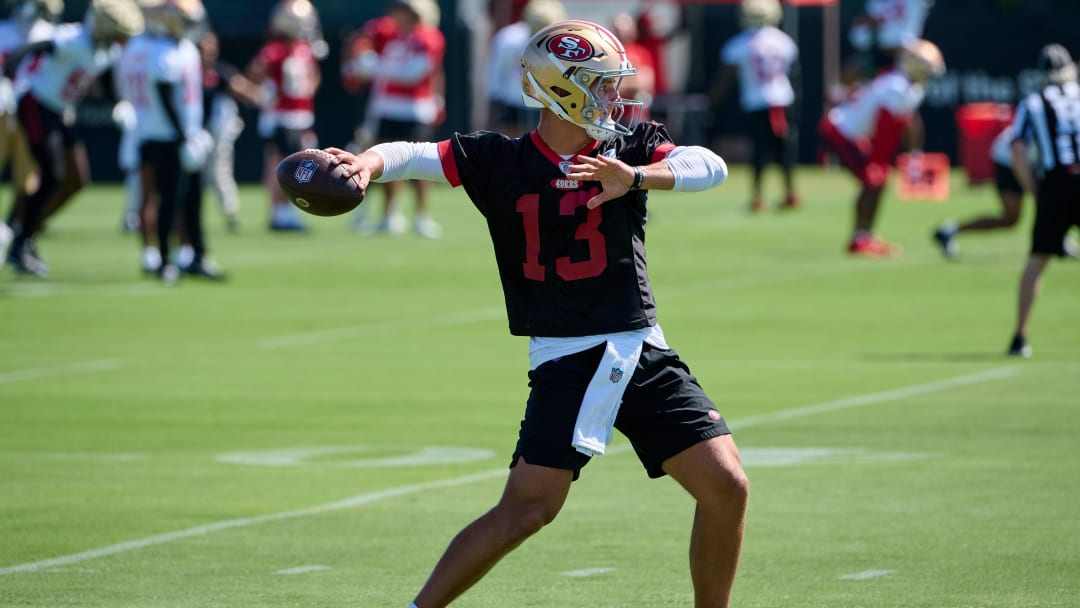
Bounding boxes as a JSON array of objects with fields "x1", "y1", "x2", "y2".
[{"x1": 276, "y1": 148, "x2": 365, "y2": 217}]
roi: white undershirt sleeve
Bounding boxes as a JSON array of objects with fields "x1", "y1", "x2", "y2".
[
  {"x1": 368, "y1": 141, "x2": 448, "y2": 184},
  {"x1": 662, "y1": 146, "x2": 729, "y2": 191}
]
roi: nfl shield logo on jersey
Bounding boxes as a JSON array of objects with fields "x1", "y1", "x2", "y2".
[
  {"x1": 294, "y1": 159, "x2": 318, "y2": 184},
  {"x1": 609, "y1": 367, "x2": 624, "y2": 383}
]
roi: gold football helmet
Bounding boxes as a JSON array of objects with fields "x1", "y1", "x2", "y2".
[
  {"x1": 86, "y1": 0, "x2": 145, "y2": 44},
  {"x1": 521, "y1": 20, "x2": 644, "y2": 141},
  {"x1": 142, "y1": 0, "x2": 205, "y2": 40},
  {"x1": 898, "y1": 39, "x2": 946, "y2": 83},
  {"x1": 740, "y1": 0, "x2": 782, "y2": 29}
]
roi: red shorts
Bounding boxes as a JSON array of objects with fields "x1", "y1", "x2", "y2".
[{"x1": 818, "y1": 116, "x2": 889, "y2": 188}]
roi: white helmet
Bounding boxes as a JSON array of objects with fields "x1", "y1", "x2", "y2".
[
  {"x1": 142, "y1": 0, "x2": 205, "y2": 40},
  {"x1": 898, "y1": 39, "x2": 945, "y2": 83},
  {"x1": 86, "y1": 0, "x2": 145, "y2": 43},
  {"x1": 740, "y1": 0, "x2": 782, "y2": 29},
  {"x1": 521, "y1": 20, "x2": 645, "y2": 141},
  {"x1": 270, "y1": 0, "x2": 318, "y2": 39}
]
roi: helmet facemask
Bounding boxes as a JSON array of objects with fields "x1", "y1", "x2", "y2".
[{"x1": 522, "y1": 21, "x2": 646, "y2": 141}]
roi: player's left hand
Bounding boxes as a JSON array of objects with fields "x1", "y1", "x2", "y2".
[{"x1": 565, "y1": 155, "x2": 635, "y2": 209}]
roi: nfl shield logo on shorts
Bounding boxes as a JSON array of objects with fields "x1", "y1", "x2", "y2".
[
  {"x1": 294, "y1": 159, "x2": 318, "y2": 183},
  {"x1": 609, "y1": 367, "x2": 624, "y2": 383}
]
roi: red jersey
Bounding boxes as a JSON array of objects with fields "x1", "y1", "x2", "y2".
[
  {"x1": 256, "y1": 37, "x2": 317, "y2": 129},
  {"x1": 370, "y1": 24, "x2": 444, "y2": 124},
  {"x1": 341, "y1": 16, "x2": 397, "y2": 93}
]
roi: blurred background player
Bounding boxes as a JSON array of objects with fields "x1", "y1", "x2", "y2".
[
  {"x1": 246, "y1": 0, "x2": 322, "y2": 232},
  {"x1": 485, "y1": 0, "x2": 566, "y2": 138},
  {"x1": 932, "y1": 120, "x2": 1023, "y2": 260},
  {"x1": 198, "y1": 28, "x2": 260, "y2": 232},
  {"x1": 1005, "y1": 43, "x2": 1080, "y2": 358},
  {"x1": 339, "y1": 10, "x2": 397, "y2": 152},
  {"x1": 845, "y1": 0, "x2": 934, "y2": 85},
  {"x1": 347, "y1": 0, "x2": 445, "y2": 238},
  {"x1": 818, "y1": 39, "x2": 944, "y2": 258},
  {"x1": 933, "y1": 117, "x2": 1079, "y2": 261},
  {"x1": 0, "y1": 0, "x2": 62, "y2": 255},
  {"x1": 609, "y1": 11, "x2": 656, "y2": 117},
  {"x1": 4, "y1": 0, "x2": 144, "y2": 277},
  {"x1": 711, "y1": 0, "x2": 799, "y2": 213},
  {"x1": 119, "y1": 0, "x2": 218, "y2": 282}
]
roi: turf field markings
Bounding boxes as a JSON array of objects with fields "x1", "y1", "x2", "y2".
[
  {"x1": 729, "y1": 366, "x2": 1019, "y2": 431},
  {"x1": 257, "y1": 307, "x2": 506, "y2": 349},
  {"x1": 0, "y1": 359, "x2": 124, "y2": 385},
  {"x1": 838, "y1": 569, "x2": 896, "y2": 581},
  {"x1": 560, "y1": 567, "x2": 616, "y2": 578},
  {"x1": 0, "y1": 468, "x2": 507, "y2": 576},
  {"x1": 274, "y1": 565, "x2": 332, "y2": 575},
  {"x1": 0, "y1": 367, "x2": 1017, "y2": 576}
]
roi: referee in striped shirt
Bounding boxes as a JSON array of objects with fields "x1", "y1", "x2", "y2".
[{"x1": 1007, "y1": 43, "x2": 1080, "y2": 357}]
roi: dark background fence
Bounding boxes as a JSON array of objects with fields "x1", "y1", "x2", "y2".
[{"x1": 47, "y1": 0, "x2": 1080, "y2": 182}]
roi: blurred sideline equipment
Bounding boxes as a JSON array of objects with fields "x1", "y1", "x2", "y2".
[
  {"x1": 894, "y1": 152, "x2": 948, "y2": 201},
  {"x1": 276, "y1": 148, "x2": 365, "y2": 217}
]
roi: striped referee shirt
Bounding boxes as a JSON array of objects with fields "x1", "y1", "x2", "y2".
[{"x1": 1012, "y1": 81, "x2": 1080, "y2": 173}]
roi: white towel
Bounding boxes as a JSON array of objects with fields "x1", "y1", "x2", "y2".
[{"x1": 571, "y1": 335, "x2": 645, "y2": 457}]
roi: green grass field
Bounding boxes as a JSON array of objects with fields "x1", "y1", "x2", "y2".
[{"x1": 1, "y1": 166, "x2": 1078, "y2": 607}]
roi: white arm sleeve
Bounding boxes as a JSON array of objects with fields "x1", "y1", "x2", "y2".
[
  {"x1": 663, "y1": 146, "x2": 729, "y2": 191},
  {"x1": 368, "y1": 141, "x2": 448, "y2": 184}
]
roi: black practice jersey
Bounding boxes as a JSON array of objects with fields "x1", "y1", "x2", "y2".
[{"x1": 439, "y1": 122, "x2": 677, "y2": 337}]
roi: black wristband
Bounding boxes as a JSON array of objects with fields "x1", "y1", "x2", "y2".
[{"x1": 630, "y1": 166, "x2": 644, "y2": 190}]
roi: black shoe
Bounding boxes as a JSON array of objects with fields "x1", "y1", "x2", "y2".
[
  {"x1": 1006, "y1": 334, "x2": 1032, "y2": 358},
  {"x1": 6, "y1": 243, "x2": 48, "y2": 278},
  {"x1": 932, "y1": 226, "x2": 958, "y2": 260},
  {"x1": 181, "y1": 260, "x2": 226, "y2": 281}
]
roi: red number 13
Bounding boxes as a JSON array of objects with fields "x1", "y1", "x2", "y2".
[{"x1": 515, "y1": 188, "x2": 608, "y2": 282}]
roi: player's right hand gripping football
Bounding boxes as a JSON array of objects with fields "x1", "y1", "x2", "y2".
[{"x1": 324, "y1": 147, "x2": 382, "y2": 193}]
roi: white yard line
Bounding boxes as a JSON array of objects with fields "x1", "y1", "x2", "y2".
[
  {"x1": 0, "y1": 359, "x2": 125, "y2": 385},
  {"x1": 728, "y1": 367, "x2": 1020, "y2": 431},
  {"x1": 0, "y1": 366, "x2": 1018, "y2": 576}
]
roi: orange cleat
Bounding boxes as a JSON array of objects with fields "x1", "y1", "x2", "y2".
[{"x1": 848, "y1": 234, "x2": 902, "y2": 258}]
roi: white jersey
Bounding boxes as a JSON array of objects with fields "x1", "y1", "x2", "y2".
[
  {"x1": 828, "y1": 69, "x2": 924, "y2": 140},
  {"x1": 18, "y1": 23, "x2": 116, "y2": 114},
  {"x1": 866, "y1": 0, "x2": 931, "y2": 50},
  {"x1": 720, "y1": 26, "x2": 798, "y2": 112},
  {"x1": 118, "y1": 35, "x2": 203, "y2": 143},
  {"x1": 486, "y1": 20, "x2": 531, "y2": 108}
]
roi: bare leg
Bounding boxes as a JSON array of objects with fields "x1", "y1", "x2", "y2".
[
  {"x1": 854, "y1": 184, "x2": 885, "y2": 233},
  {"x1": 413, "y1": 458, "x2": 573, "y2": 608},
  {"x1": 1015, "y1": 254, "x2": 1050, "y2": 339},
  {"x1": 957, "y1": 190, "x2": 1023, "y2": 232},
  {"x1": 663, "y1": 434, "x2": 749, "y2": 608}
]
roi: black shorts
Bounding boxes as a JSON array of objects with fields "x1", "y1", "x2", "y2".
[
  {"x1": 262, "y1": 126, "x2": 317, "y2": 156},
  {"x1": 512, "y1": 342, "x2": 731, "y2": 480},
  {"x1": 749, "y1": 106, "x2": 796, "y2": 171},
  {"x1": 1031, "y1": 170, "x2": 1080, "y2": 256},
  {"x1": 374, "y1": 118, "x2": 433, "y2": 143},
  {"x1": 995, "y1": 162, "x2": 1023, "y2": 195},
  {"x1": 17, "y1": 94, "x2": 77, "y2": 151}
]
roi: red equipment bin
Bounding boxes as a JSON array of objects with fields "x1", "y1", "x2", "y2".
[{"x1": 955, "y1": 103, "x2": 1014, "y2": 184}]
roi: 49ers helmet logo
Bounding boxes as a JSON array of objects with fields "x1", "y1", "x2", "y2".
[{"x1": 548, "y1": 33, "x2": 594, "y2": 61}]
